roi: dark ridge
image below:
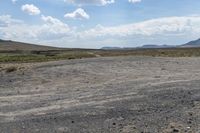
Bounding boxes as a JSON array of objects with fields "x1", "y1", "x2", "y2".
[{"x1": 181, "y1": 38, "x2": 200, "y2": 47}]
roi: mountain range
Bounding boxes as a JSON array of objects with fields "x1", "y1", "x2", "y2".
[
  {"x1": 1, "y1": 38, "x2": 200, "y2": 51},
  {"x1": 101, "y1": 38, "x2": 200, "y2": 49}
]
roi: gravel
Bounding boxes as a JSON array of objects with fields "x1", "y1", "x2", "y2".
[{"x1": 0, "y1": 56, "x2": 200, "y2": 133}]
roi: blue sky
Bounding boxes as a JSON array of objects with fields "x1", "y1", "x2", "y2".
[{"x1": 0, "y1": 0, "x2": 200, "y2": 48}]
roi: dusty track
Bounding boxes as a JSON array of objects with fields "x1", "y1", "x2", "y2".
[{"x1": 0, "y1": 57, "x2": 200, "y2": 133}]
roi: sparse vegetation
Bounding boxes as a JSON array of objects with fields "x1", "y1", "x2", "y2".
[
  {"x1": 0, "y1": 50, "x2": 96, "y2": 63},
  {"x1": 1, "y1": 48, "x2": 200, "y2": 63},
  {"x1": 96, "y1": 48, "x2": 200, "y2": 57}
]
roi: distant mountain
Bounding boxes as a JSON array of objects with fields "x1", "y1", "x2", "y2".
[
  {"x1": 139, "y1": 44, "x2": 176, "y2": 49},
  {"x1": 0, "y1": 39, "x2": 62, "y2": 51},
  {"x1": 101, "y1": 47, "x2": 122, "y2": 50},
  {"x1": 181, "y1": 38, "x2": 200, "y2": 47},
  {"x1": 101, "y1": 44, "x2": 177, "y2": 50}
]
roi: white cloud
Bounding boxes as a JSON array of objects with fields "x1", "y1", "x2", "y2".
[
  {"x1": 40, "y1": 15, "x2": 71, "y2": 37},
  {"x1": 128, "y1": 0, "x2": 142, "y2": 4},
  {"x1": 81, "y1": 16, "x2": 200, "y2": 38},
  {"x1": 74, "y1": 16, "x2": 200, "y2": 47},
  {"x1": 65, "y1": 0, "x2": 115, "y2": 6},
  {"x1": 12, "y1": 0, "x2": 17, "y2": 3},
  {"x1": 64, "y1": 8, "x2": 90, "y2": 20},
  {"x1": 0, "y1": 15, "x2": 23, "y2": 27},
  {"x1": 0, "y1": 15, "x2": 72, "y2": 42},
  {"x1": 41, "y1": 15, "x2": 66, "y2": 25},
  {"x1": 21, "y1": 4, "x2": 41, "y2": 15}
]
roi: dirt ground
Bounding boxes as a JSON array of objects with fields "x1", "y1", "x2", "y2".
[{"x1": 0, "y1": 56, "x2": 200, "y2": 133}]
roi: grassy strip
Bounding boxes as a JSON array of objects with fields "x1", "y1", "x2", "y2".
[
  {"x1": 96, "y1": 48, "x2": 200, "y2": 57},
  {"x1": 0, "y1": 48, "x2": 200, "y2": 63},
  {"x1": 0, "y1": 51, "x2": 96, "y2": 63}
]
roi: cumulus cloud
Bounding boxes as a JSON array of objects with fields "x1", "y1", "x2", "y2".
[
  {"x1": 128, "y1": 0, "x2": 142, "y2": 4},
  {"x1": 64, "y1": 8, "x2": 90, "y2": 20},
  {"x1": 65, "y1": 0, "x2": 115, "y2": 6},
  {"x1": 0, "y1": 15, "x2": 72, "y2": 42},
  {"x1": 21, "y1": 4, "x2": 41, "y2": 15},
  {"x1": 40, "y1": 15, "x2": 71, "y2": 38}
]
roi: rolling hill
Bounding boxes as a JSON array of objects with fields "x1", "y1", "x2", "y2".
[
  {"x1": 1, "y1": 38, "x2": 200, "y2": 52},
  {"x1": 0, "y1": 39, "x2": 62, "y2": 51}
]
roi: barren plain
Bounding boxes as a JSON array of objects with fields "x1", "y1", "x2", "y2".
[{"x1": 0, "y1": 56, "x2": 200, "y2": 133}]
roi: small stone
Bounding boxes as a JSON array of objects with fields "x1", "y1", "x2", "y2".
[
  {"x1": 187, "y1": 120, "x2": 192, "y2": 124},
  {"x1": 173, "y1": 128, "x2": 179, "y2": 132}
]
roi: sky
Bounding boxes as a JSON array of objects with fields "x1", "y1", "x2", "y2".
[{"x1": 1, "y1": 0, "x2": 200, "y2": 48}]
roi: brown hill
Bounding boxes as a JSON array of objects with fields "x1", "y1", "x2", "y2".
[{"x1": 0, "y1": 39, "x2": 62, "y2": 51}]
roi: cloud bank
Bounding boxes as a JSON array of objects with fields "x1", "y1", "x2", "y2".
[{"x1": 1, "y1": 14, "x2": 200, "y2": 48}]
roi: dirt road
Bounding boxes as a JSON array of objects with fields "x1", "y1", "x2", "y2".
[{"x1": 0, "y1": 57, "x2": 200, "y2": 133}]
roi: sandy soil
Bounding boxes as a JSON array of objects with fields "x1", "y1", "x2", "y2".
[{"x1": 0, "y1": 56, "x2": 200, "y2": 133}]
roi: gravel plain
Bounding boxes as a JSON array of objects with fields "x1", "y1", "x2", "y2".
[{"x1": 0, "y1": 56, "x2": 200, "y2": 133}]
